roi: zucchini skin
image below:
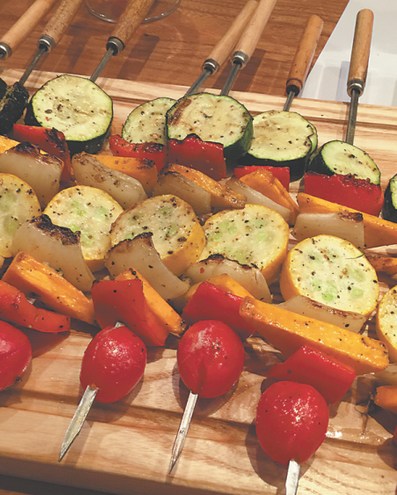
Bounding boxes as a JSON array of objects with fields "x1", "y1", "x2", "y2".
[
  {"x1": 166, "y1": 93, "x2": 253, "y2": 165},
  {"x1": 25, "y1": 74, "x2": 113, "y2": 155},
  {"x1": 383, "y1": 174, "x2": 397, "y2": 222},
  {"x1": 239, "y1": 110, "x2": 317, "y2": 181},
  {"x1": 307, "y1": 140, "x2": 381, "y2": 185},
  {"x1": 0, "y1": 82, "x2": 29, "y2": 135}
]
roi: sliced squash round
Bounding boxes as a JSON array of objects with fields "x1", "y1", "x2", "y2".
[
  {"x1": 0, "y1": 173, "x2": 41, "y2": 258},
  {"x1": 201, "y1": 204, "x2": 289, "y2": 283},
  {"x1": 376, "y1": 285, "x2": 397, "y2": 362},
  {"x1": 110, "y1": 194, "x2": 206, "y2": 276},
  {"x1": 44, "y1": 185, "x2": 123, "y2": 271},
  {"x1": 280, "y1": 234, "x2": 379, "y2": 316}
]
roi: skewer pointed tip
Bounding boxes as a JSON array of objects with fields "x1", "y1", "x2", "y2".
[
  {"x1": 168, "y1": 391, "x2": 198, "y2": 475},
  {"x1": 58, "y1": 385, "x2": 98, "y2": 462},
  {"x1": 285, "y1": 459, "x2": 301, "y2": 495}
]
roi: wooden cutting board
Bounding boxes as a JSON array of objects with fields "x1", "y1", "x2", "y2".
[{"x1": 0, "y1": 69, "x2": 396, "y2": 495}]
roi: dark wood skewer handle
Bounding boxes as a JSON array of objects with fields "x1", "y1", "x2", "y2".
[
  {"x1": 41, "y1": 0, "x2": 83, "y2": 50},
  {"x1": 347, "y1": 8, "x2": 374, "y2": 97},
  {"x1": 109, "y1": 0, "x2": 155, "y2": 52},
  {"x1": 286, "y1": 14, "x2": 324, "y2": 96}
]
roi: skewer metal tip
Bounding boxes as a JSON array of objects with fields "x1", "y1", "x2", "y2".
[
  {"x1": 58, "y1": 385, "x2": 98, "y2": 461},
  {"x1": 285, "y1": 459, "x2": 300, "y2": 495},
  {"x1": 168, "y1": 391, "x2": 198, "y2": 475}
]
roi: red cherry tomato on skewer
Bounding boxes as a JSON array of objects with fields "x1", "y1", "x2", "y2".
[
  {"x1": 177, "y1": 320, "x2": 245, "y2": 399},
  {"x1": 0, "y1": 321, "x2": 32, "y2": 391},
  {"x1": 256, "y1": 381, "x2": 329, "y2": 465},
  {"x1": 80, "y1": 325, "x2": 147, "y2": 404}
]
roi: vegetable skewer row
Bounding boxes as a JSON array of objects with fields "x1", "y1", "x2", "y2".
[
  {"x1": 25, "y1": 0, "x2": 155, "y2": 156},
  {"x1": 239, "y1": 14, "x2": 323, "y2": 181},
  {"x1": 116, "y1": 0, "x2": 261, "y2": 174},
  {"x1": 0, "y1": 0, "x2": 83, "y2": 135},
  {"x1": 166, "y1": 0, "x2": 278, "y2": 178},
  {"x1": 304, "y1": 10, "x2": 382, "y2": 216}
]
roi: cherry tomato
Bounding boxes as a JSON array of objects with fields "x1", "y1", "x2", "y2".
[
  {"x1": 0, "y1": 321, "x2": 32, "y2": 391},
  {"x1": 256, "y1": 381, "x2": 329, "y2": 465},
  {"x1": 177, "y1": 320, "x2": 245, "y2": 399},
  {"x1": 80, "y1": 325, "x2": 147, "y2": 404}
]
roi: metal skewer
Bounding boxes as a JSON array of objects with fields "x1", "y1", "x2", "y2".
[
  {"x1": 167, "y1": 0, "x2": 277, "y2": 475},
  {"x1": 90, "y1": 0, "x2": 155, "y2": 82},
  {"x1": 285, "y1": 459, "x2": 300, "y2": 495},
  {"x1": 168, "y1": 391, "x2": 198, "y2": 474},
  {"x1": 186, "y1": 0, "x2": 258, "y2": 96},
  {"x1": 345, "y1": 9, "x2": 374, "y2": 145},
  {"x1": 19, "y1": 0, "x2": 83, "y2": 86},
  {"x1": 59, "y1": 385, "x2": 98, "y2": 461},
  {"x1": 283, "y1": 14, "x2": 323, "y2": 111},
  {"x1": 221, "y1": 0, "x2": 277, "y2": 96},
  {"x1": 0, "y1": 0, "x2": 57, "y2": 60}
]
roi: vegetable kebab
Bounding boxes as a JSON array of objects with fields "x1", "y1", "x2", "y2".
[
  {"x1": 304, "y1": 10, "x2": 384, "y2": 216},
  {"x1": 23, "y1": 0, "x2": 154, "y2": 155},
  {"x1": 0, "y1": 0, "x2": 83, "y2": 134},
  {"x1": 110, "y1": 0, "x2": 259, "y2": 174}
]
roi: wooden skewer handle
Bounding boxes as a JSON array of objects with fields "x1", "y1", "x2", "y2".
[
  {"x1": 42, "y1": 0, "x2": 83, "y2": 48},
  {"x1": 110, "y1": 0, "x2": 154, "y2": 49},
  {"x1": 207, "y1": 0, "x2": 258, "y2": 68},
  {"x1": 232, "y1": 0, "x2": 277, "y2": 64},
  {"x1": 0, "y1": 0, "x2": 57, "y2": 56},
  {"x1": 347, "y1": 9, "x2": 374, "y2": 97},
  {"x1": 286, "y1": 14, "x2": 324, "y2": 95}
]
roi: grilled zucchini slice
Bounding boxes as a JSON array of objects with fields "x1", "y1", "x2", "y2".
[
  {"x1": 377, "y1": 285, "x2": 397, "y2": 362},
  {"x1": 44, "y1": 185, "x2": 123, "y2": 271},
  {"x1": 383, "y1": 174, "x2": 397, "y2": 222},
  {"x1": 25, "y1": 74, "x2": 113, "y2": 155},
  {"x1": 200, "y1": 204, "x2": 289, "y2": 283},
  {"x1": 240, "y1": 110, "x2": 317, "y2": 181},
  {"x1": 0, "y1": 82, "x2": 29, "y2": 135},
  {"x1": 122, "y1": 97, "x2": 176, "y2": 144},
  {"x1": 280, "y1": 234, "x2": 379, "y2": 316},
  {"x1": 307, "y1": 140, "x2": 381, "y2": 184},
  {"x1": 166, "y1": 92, "x2": 253, "y2": 162}
]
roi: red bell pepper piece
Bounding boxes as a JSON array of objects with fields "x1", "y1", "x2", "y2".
[
  {"x1": 304, "y1": 172, "x2": 384, "y2": 216},
  {"x1": 91, "y1": 278, "x2": 169, "y2": 347},
  {"x1": 182, "y1": 281, "x2": 252, "y2": 339},
  {"x1": 167, "y1": 134, "x2": 227, "y2": 180},
  {"x1": 267, "y1": 345, "x2": 356, "y2": 404},
  {"x1": 0, "y1": 280, "x2": 70, "y2": 333},
  {"x1": 109, "y1": 134, "x2": 166, "y2": 172},
  {"x1": 12, "y1": 124, "x2": 72, "y2": 183},
  {"x1": 234, "y1": 165, "x2": 290, "y2": 191}
]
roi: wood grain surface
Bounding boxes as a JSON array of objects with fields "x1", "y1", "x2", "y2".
[
  {"x1": 0, "y1": 0, "x2": 349, "y2": 96},
  {"x1": 0, "y1": 69, "x2": 396, "y2": 495}
]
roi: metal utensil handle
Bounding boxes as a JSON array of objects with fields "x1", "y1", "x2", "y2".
[
  {"x1": 206, "y1": 0, "x2": 258, "y2": 70},
  {"x1": 0, "y1": 0, "x2": 57, "y2": 57},
  {"x1": 109, "y1": 0, "x2": 154, "y2": 52},
  {"x1": 41, "y1": 0, "x2": 83, "y2": 50},
  {"x1": 232, "y1": 0, "x2": 277, "y2": 66},
  {"x1": 347, "y1": 9, "x2": 374, "y2": 97},
  {"x1": 286, "y1": 14, "x2": 324, "y2": 96}
]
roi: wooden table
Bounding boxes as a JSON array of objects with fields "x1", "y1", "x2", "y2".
[{"x1": 0, "y1": 1, "x2": 363, "y2": 495}]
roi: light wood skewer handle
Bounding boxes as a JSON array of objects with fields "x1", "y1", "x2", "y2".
[
  {"x1": 0, "y1": 0, "x2": 57, "y2": 57},
  {"x1": 207, "y1": 0, "x2": 258, "y2": 68},
  {"x1": 347, "y1": 8, "x2": 374, "y2": 96},
  {"x1": 233, "y1": 0, "x2": 277, "y2": 64},
  {"x1": 286, "y1": 14, "x2": 324, "y2": 95},
  {"x1": 111, "y1": 0, "x2": 155, "y2": 48},
  {"x1": 43, "y1": 0, "x2": 83, "y2": 48}
]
